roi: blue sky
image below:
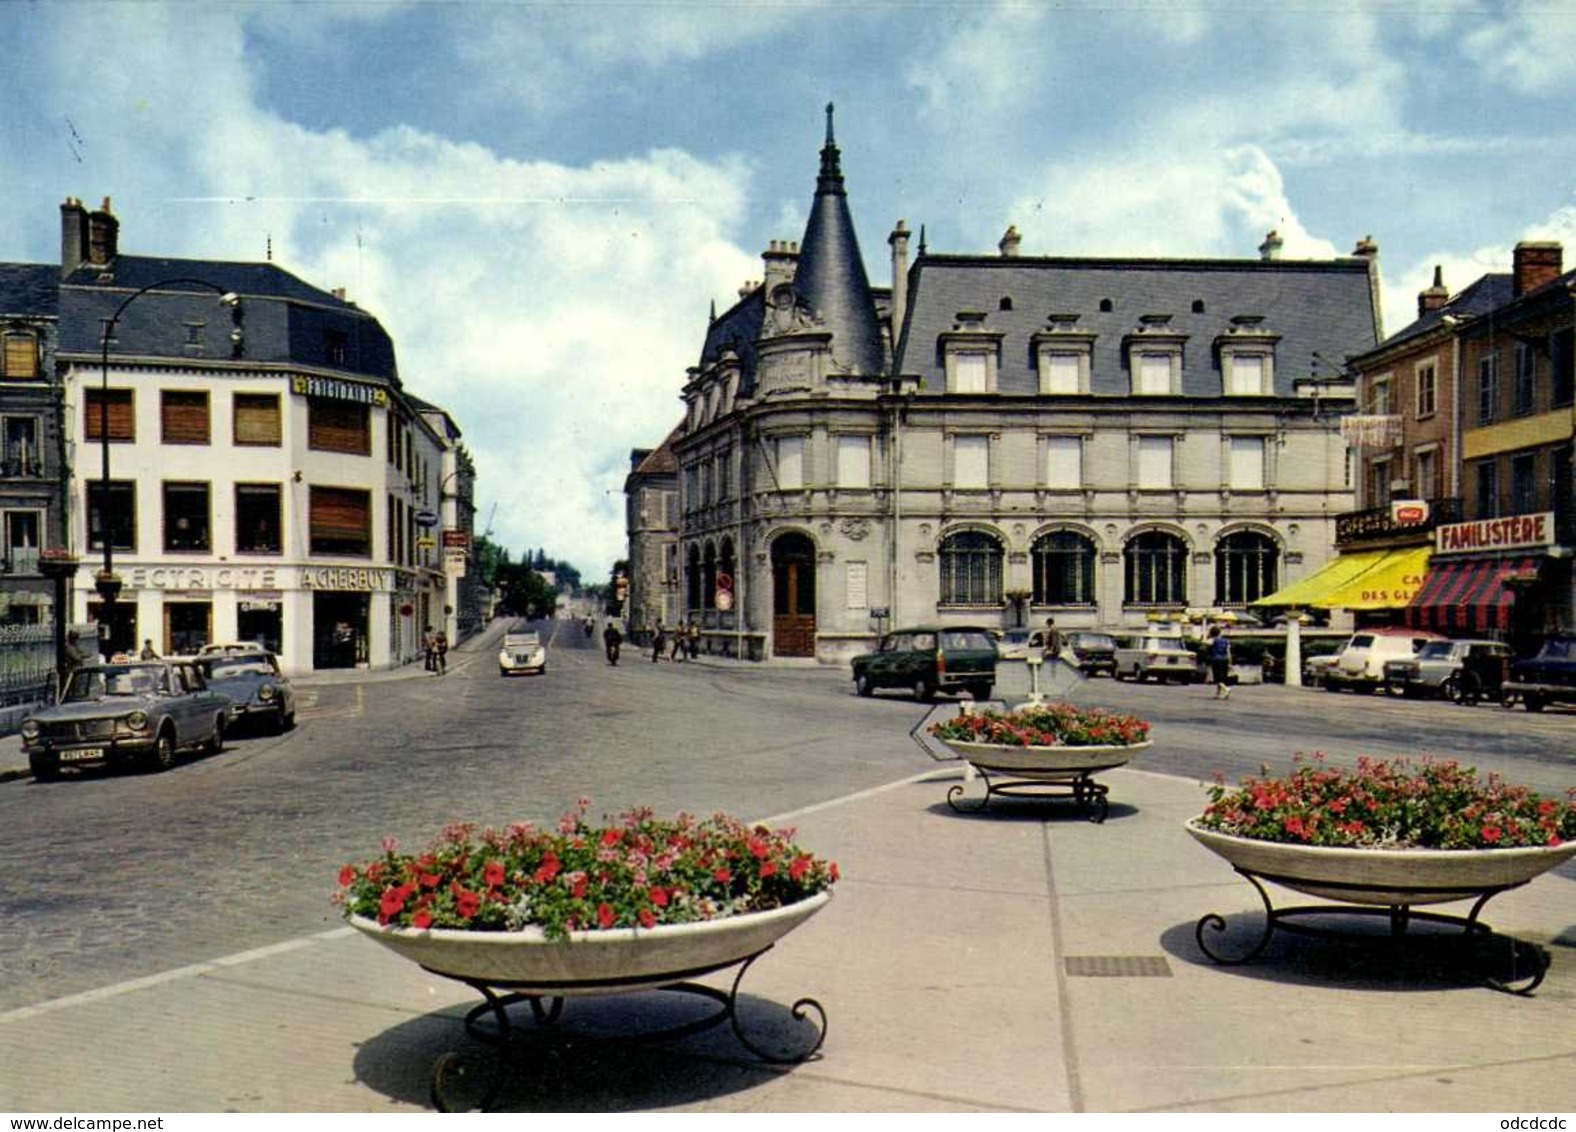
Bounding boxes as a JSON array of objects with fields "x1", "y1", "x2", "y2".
[{"x1": 4, "y1": 1, "x2": 1574, "y2": 577}]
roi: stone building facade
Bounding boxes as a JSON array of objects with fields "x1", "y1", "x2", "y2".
[{"x1": 655, "y1": 110, "x2": 1380, "y2": 663}]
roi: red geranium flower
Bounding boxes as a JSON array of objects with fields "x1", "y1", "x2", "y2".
[{"x1": 597, "y1": 902, "x2": 615, "y2": 930}]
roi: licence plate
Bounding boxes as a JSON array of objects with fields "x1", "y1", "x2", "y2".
[{"x1": 59, "y1": 748, "x2": 105, "y2": 763}]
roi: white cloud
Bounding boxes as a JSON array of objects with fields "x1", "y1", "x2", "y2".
[
  {"x1": 905, "y1": 3, "x2": 1050, "y2": 117},
  {"x1": 1461, "y1": 8, "x2": 1576, "y2": 96}
]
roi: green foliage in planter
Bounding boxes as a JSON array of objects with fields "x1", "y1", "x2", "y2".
[
  {"x1": 337, "y1": 802, "x2": 838, "y2": 939},
  {"x1": 1199, "y1": 754, "x2": 1575, "y2": 850},
  {"x1": 929, "y1": 702, "x2": 1150, "y2": 747}
]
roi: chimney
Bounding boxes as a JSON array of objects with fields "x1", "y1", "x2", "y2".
[
  {"x1": 762, "y1": 239, "x2": 798, "y2": 298},
  {"x1": 1351, "y1": 234, "x2": 1378, "y2": 259},
  {"x1": 59, "y1": 198, "x2": 90, "y2": 278},
  {"x1": 1258, "y1": 229, "x2": 1283, "y2": 261},
  {"x1": 1513, "y1": 241, "x2": 1562, "y2": 297},
  {"x1": 86, "y1": 197, "x2": 119, "y2": 266},
  {"x1": 998, "y1": 225, "x2": 1021, "y2": 258},
  {"x1": 1418, "y1": 265, "x2": 1449, "y2": 317},
  {"x1": 888, "y1": 219, "x2": 911, "y2": 337}
]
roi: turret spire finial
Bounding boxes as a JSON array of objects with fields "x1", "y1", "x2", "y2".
[{"x1": 825, "y1": 102, "x2": 835, "y2": 145}]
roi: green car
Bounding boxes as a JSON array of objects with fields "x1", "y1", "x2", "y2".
[{"x1": 851, "y1": 625, "x2": 997, "y2": 702}]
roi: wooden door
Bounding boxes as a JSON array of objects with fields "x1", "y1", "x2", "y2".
[{"x1": 771, "y1": 533, "x2": 816, "y2": 657}]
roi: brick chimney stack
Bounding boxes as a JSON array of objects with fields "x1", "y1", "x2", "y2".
[
  {"x1": 1418, "y1": 265, "x2": 1449, "y2": 317},
  {"x1": 998, "y1": 225, "x2": 1021, "y2": 258},
  {"x1": 1259, "y1": 229, "x2": 1284, "y2": 261},
  {"x1": 59, "y1": 197, "x2": 88, "y2": 277},
  {"x1": 1512, "y1": 241, "x2": 1562, "y2": 297},
  {"x1": 86, "y1": 197, "x2": 120, "y2": 266}
]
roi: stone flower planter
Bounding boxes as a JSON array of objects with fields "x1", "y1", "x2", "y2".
[
  {"x1": 347, "y1": 888, "x2": 832, "y2": 994},
  {"x1": 935, "y1": 739, "x2": 1152, "y2": 821},
  {"x1": 1185, "y1": 820, "x2": 1576, "y2": 994}
]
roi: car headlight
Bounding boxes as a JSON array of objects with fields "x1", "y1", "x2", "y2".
[
  {"x1": 20, "y1": 720, "x2": 40, "y2": 740},
  {"x1": 125, "y1": 711, "x2": 149, "y2": 731},
  {"x1": 259, "y1": 684, "x2": 276, "y2": 702}
]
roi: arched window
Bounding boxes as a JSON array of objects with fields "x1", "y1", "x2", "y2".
[
  {"x1": 1032, "y1": 531, "x2": 1096, "y2": 606},
  {"x1": 1215, "y1": 531, "x2": 1279, "y2": 605},
  {"x1": 939, "y1": 530, "x2": 1003, "y2": 605},
  {"x1": 702, "y1": 541, "x2": 718, "y2": 610},
  {"x1": 685, "y1": 544, "x2": 702, "y2": 613},
  {"x1": 1125, "y1": 530, "x2": 1187, "y2": 606}
]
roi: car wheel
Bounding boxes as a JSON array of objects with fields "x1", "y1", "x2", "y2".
[
  {"x1": 1135, "y1": 669, "x2": 1149, "y2": 684},
  {"x1": 970, "y1": 683, "x2": 993, "y2": 701},
  {"x1": 28, "y1": 752, "x2": 59, "y2": 782},
  {"x1": 1441, "y1": 675, "x2": 1463, "y2": 703},
  {"x1": 147, "y1": 729, "x2": 177, "y2": 773},
  {"x1": 1524, "y1": 693, "x2": 1546, "y2": 713},
  {"x1": 203, "y1": 716, "x2": 225, "y2": 755},
  {"x1": 855, "y1": 672, "x2": 874, "y2": 697},
  {"x1": 913, "y1": 677, "x2": 935, "y2": 703}
]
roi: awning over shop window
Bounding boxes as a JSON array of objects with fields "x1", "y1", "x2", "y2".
[
  {"x1": 1404, "y1": 556, "x2": 1540, "y2": 634},
  {"x1": 1252, "y1": 546, "x2": 1432, "y2": 611}
]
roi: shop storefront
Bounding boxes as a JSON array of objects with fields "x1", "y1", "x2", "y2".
[{"x1": 1406, "y1": 512, "x2": 1559, "y2": 653}]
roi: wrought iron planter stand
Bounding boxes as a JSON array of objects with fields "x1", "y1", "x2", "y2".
[
  {"x1": 947, "y1": 766, "x2": 1112, "y2": 823},
  {"x1": 421, "y1": 945, "x2": 827, "y2": 1111},
  {"x1": 1194, "y1": 867, "x2": 1550, "y2": 996}
]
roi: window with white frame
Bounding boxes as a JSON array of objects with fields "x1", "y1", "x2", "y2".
[
  {"x1": 1136, "y1": 352, "x2": 1174, "y2": 395},
  {"x1": 1225, "y1": 353, "x2": 1267, "y2": 395},
  {"x1": 1228, "y1": 436, "x2": 1265, "y2": 491},
  {"x1": 775, "y1": 435, "x2": 804, "y2": 490},
  {"x1": 3, "y1": 509, "x2": 41, "y2": 574},
  {"x1": 953, "y1": 435, "x2": 989, "y2": 489},
  {"x1": 1370, "y1": 375, "x2": 1393, "y2": 415},
  {"x1": 1136, "y1": 436, "x2": 1173, "y2": 489},
  {"x1": 951, "y1": 351, "x2": 990, "y2": 393},
  {"x1": 1045, "y1": 436, "x2": 1082, "y2": 489},
  {"x1": 1416, "y1": 361, "x2": 1437, "y2": 417},
  {"x1": 835, "y1": 434, "x2": 871, "y2": 488},
  {"x1": 1041, "y1": 352, "x2": 1082, "y2": 395},
  {"x1": 1478, "y1": 355, "x2": 1499, "y2": 425},
  {"x1": 1414, "y1": 447, "x2": 1438, "y2": 501}
]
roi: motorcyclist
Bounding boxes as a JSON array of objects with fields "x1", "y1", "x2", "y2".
[{"x1": 602, "y1": 621, "x2": 622, "y2": 666}]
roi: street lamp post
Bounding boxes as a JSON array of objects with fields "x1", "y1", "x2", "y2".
[{"x1": 94, "y1": 279, "x2": 239, "y2": 655}]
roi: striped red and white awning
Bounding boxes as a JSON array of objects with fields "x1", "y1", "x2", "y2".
[{"x1": 1404, "y1": 556, "x2": 1540, "y2": 634}]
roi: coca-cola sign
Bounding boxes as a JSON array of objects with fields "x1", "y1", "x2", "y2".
[{"x1": 1390, "y1": 500, "x2": 1430, "y2": 526}]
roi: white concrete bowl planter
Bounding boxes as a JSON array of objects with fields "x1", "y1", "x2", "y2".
[{"x1": 935, "y1": 739, "x2": 1152, "y2": 822}]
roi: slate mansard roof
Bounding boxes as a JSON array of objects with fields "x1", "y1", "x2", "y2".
[
  {"x1": 0, "y1": 263, "x2": 59, "y2": 316},
  {"x1": 60, "y1": 255, "x2": 398, "y2": 383},
  {"x1": 895, "y1": 255, "x2": 1380, "y2": 397}
]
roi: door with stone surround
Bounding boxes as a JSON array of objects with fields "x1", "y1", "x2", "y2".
[{"x1": 771, "y1": 532, "x2": 816, "y2": 658}]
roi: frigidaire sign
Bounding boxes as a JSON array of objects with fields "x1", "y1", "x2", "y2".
[{"x1": 1435, "y1": 512, "x2": 1554, "y2": 554}]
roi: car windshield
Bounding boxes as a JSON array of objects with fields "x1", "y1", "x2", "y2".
[
  {"x1": 1000, "y1": 630, "x2": 1031, "y2": 644},
  {"x1": 940, "y1": 631, "x2": 993, "y2": 650},
  {"x1": 1417, "y1": 641, "x2": 1456, "y2": 660},
  {"x1": 1075, "y1": 633, "x2": 1116, "y2": 649},
  {"x1": 504, "y1": 634, "x2": 540, "y2": 649},
  {"x1": 64, "y1": 664, "x2": 165, "y2": 702},
  {"x1": 1147, "y1": 639, "x2": 1188, "y2": 652},
  {"x1": 207, "y1": 660, "x2": 275, "y2": 679}
]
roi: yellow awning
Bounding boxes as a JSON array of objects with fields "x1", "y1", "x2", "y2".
[{"x1": 1252, "y1": 546, "x2": 1432, "y2": 610}]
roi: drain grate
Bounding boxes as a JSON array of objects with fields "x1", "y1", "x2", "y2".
[{"x1": 1064, "y1": 955, "x2": 1173, "y2": 978}]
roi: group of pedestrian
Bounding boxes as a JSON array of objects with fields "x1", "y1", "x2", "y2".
[
  {"x1": 650, "y1": 619, "x2": 701, "y2": 662},
  {"x1": 423, "y1": 625, "x2": 448, "y2": 675}
]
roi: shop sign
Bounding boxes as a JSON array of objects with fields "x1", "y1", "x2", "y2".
[
  {"x1": 126, "y1": 566, "x2": 279, "y2": 591},
  {"x1": 299, "y1": 566, "x2": 396, "y2": 592},
  {"x1": 442, "y1": 530, "x2": 470, "y2": 549},
  {"x1": 1435, "y1": 512, "x2": 1554, "y2": 555},
  {"x1": 444, "y1": 549, "x2": 467, "y2": 578},
  {"x1": 415, "y1": 510, "x2": 439, "y2": 529},
  {"x1": 1390, "y1": 500, "x2": 1430, "y2": 526},
  {"x1": 291, "y1": 374, "x2": 389, "y2": 407},
  {"x1": 240, "y1": 600, "x2": 281, "y2": 612}
]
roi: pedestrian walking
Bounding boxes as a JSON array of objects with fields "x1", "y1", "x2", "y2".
[
  {"x1": 139, "y1": 639, "x2": 160, "y2": 660},
  {"x1": 602, "y1": 621, "x2": 622, "y2": 666},
  {"x1": 1042, "y1": 617, "x2": 1062, "y2": 662},
  {"x1": 422, "y1": 626, "x2": 436, "y2": 672},
  {"x1": 651, "y1": 620, "x2": 667, "y2": 662},
  {"x1": 687, "y1": 620, "x2": 701, "y2": 660},
  {"x1": 434, "y1": 629, "x2": 448, "y2": 675},
  {"x1": 1208, "y1": 626, "x2": 1232, "y2": 699},
  {"x1": 670, "y1": 619, "x2": 686, "y2": 662}
]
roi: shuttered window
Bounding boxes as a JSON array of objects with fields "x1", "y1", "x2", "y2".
[
  {"x1": 308, "y1": 398, "x2": 370, "y2": 456},
  {"x1": 309, "y1": 486, "x2": 372, "y2": 557},
  {"x1": 160, "y1": 391, "x2": 210, "y2": 445},
  {"x1": 3, "y1": 332, "x2": 39, "y2": 378},
  {"x1": 234, "y1": 394, "x2": 282, "y2": 446},
  {"x1": 84, "y1": 388, "x2": 135, "y2": 442}
]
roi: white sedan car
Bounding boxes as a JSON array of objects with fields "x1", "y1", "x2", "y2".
[{"x1": 498, "y1": 630, "x2": 547, "y2": 676}]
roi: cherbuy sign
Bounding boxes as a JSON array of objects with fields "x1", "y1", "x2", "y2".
[{"x1": 1435, "y1": 512, "x2": 1554, "y2": 554}]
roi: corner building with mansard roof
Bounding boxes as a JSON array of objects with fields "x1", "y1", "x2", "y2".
[{"x1": 663, "y1": 107, "x2": 1380, "y2": 662}]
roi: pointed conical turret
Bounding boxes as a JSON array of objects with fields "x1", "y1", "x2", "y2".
[{"x1": 791, "y1": 103, "x2": 885, "y2": 376}]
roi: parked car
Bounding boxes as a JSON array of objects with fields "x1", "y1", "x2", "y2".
[
  {"x1": 197, "y1": 642, "x2": 271, "y2": 657},
  {"x1": 198, "y1": 652, "x2": 297, "y2": 732},
  {"x1": 994, "y1": 627, "x2": 1038, "y2": 661},
  {"x1": 21, "y1": 659, "x2": 232, "y2": 780},
  {"x1": 1113, "y1": 634, "x2": 1204, "y2": 684},
  {"x1": 499, "y1": 630, "x2": 548, "y2": 676},
  {"x1": 1063, "y1": 631, "x2": 1118, "y2": 677},
  {"x1": 1502, "y1": 632, "x2": 1576, "y2": 713},
  {"x1": 851, "y1": 625, "x2": 997, "y2": 701},
  {"x1": 1324, "y1": 628, "x2": 1447, "y2": 694},
  {"x1": 1383, "y1": 639, "x2": 1513, "y2": 703}
]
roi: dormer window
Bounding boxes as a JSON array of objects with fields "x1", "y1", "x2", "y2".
[
  {"x1": 1216, "y1": 315, "x2": 1278, "y2": 396},
  {"x1": 940, "y1": 313, "x2": 1003, "y2": 394},
  {"x1": 1, "y1": 331, "x2": 40, "y2": 379},
  {"x1": 1033, "y1": 316, "x2": 1095, "y2": 396},
  {"x1": 1125, "y1": 322, "x2": 1187, "y2": 395}
]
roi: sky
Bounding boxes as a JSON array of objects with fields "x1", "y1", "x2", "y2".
[{"x1": 4, "y1": 1, "x2": 1575, "y2": 580}]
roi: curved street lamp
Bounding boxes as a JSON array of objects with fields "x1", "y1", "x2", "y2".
[{"x1": 94, "y1": 279, "x2": 240, "y2": 654}]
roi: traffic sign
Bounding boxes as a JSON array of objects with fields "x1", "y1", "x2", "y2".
[
  {"x1": 716, "y1": 572, "x2": 734, "y2": 592},
  {"x1": 415, "y1": 510, "x2": 440, "y2": 528},
  {"x1": 715, "y1": 589, "x2": 734, "y2": 611},
  {"x1": 416, "y1": 535, "x2": 436, "y2": 551}
]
